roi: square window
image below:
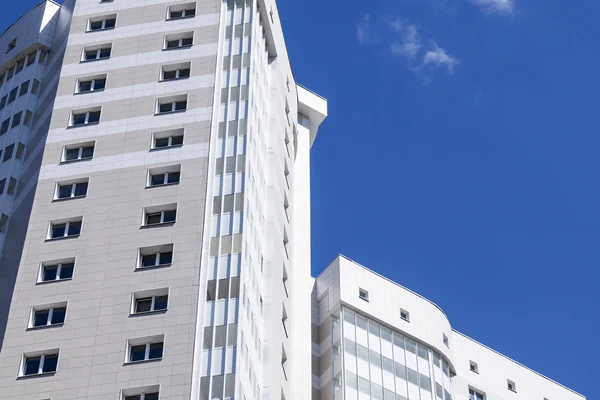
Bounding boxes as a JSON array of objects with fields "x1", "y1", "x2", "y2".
[
  {"x1": 507, "y1": 380, "x2": 516, "y2": 392},
  {"x1": 359, "y1": 288, "x2": 369, "y2": 302},
  {"x1": 470, "y1": 361, "x2": 479, "y2": 373},
  {"x1": 400, "y1": 308, "x2": 410, "y2": 322},
  {"x1": 469, "y1": 388, "x2": 485, "y2": 400}
]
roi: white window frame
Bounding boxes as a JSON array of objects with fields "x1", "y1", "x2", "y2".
[
  {"x1": 20, "y1": 351, "x2": 59, "y2": 377},
  {"x1": 143, "y1": 205, "x2": 177, "y2": 226},
  {"x1": 151, "y1": 129, "x2": 184, "y2": 150},
  {"x1": 29, "y1": 302, "x2": 68, "y2": 329},
  {"x1": 507, "y1": 380, "x2": 516, "y2": 392},
  {"x1": 76, "y1": 75, "x2": 107, "y2": 93},
  {"x1": 131, "y1": 289, "x2": 169, "y2": 315},
  {"x1": 62, "y1": 143, "x2": 95, "y2": 163},
  {"x1": 163, "y1": 32, "x2": 194, "y2": 50},
  {"x1": 48, "y1": 218, "x2": 82, "y2": 240},
  {"x1": 400, "y1": 308, "x2": 410, "y2": 322},
  {"x1": 126, "y1": 336, "x2": 164, "y2": 363},
  {"x1": 55, "y1": 180, "x2": 89, "y2": 200},
  {"x1": 359, "y1": 288, "x2": 369, "y2": 302},
  {"x1": 121, "y1": 385, "x2": 160, "y2": 400},
  {"x1": 156, "y1": 95, "x2": 188, "y2": 114},
  {"x1": 82, "y1": 45, "x2": 112, "y2": 62},
  {"x1": 160, "y1": 62, "x2": 191, "y2": 81},
  {"x1": 87, "y1": 15, "x2": 117, "y2": 32},
  {"x1": 138, "y1": 244, "x2": 174, "y2": 269},
  {"x1": 147, "y1": 165, "x2": 181, "y2": 187},
  {"x1": 38, "y1": 259, "x2": 75, "y2": 284},
  {"x1": 469, "y1": 388, "x2": 485, "y2": 400},
  {"x1": 69, "y1": 108, "x2": 101, "y2": 127},
  {"x1": 470, "y1": 361, "x2": 479, "y2": 373},
  {"x1": 167, "y1": 3, "x2": 196, "y2": 20}
]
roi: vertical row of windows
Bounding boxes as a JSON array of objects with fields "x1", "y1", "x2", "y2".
[{"x1": 0, "y1": 49, "x2": 46, "y2": 89}]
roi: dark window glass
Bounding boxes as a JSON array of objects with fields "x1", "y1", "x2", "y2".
[
  {"x1": 179, "y1": 68, "x2": 190, "y2": 78},
  {"x1": 0, "y1": 118, "x2": 9, "y2": 135},
  {"x1": 11, "y1": 111, "x2": 22, "y2": 128},
  {"x1": 3, "y1": 144, "x2": 13, "y2": 161},
  {"x1": 175, "y1": 101, "x2": 187, "y2": 111},
  {"x1": 60, "y1": 263, "x2": 74, "y2": 279},
  {"x1": 182, "y1": 37, "x2": 193, "y2": 46},
  {"x1": 65, "y1": 148, "x2": 79, "y2": 161},
  {"x1": 104, "y1": 19, "x2": 116, "y2": 29},
  {"x1": 167, "y1": 172, "x2": 180, "y2": 184},
  {"x1": 155, "y1": 137, "x2": 169, "y2": 148},
  {"x1": 136, "y1": 298, "x2": 152, "y2": 313},
  {"x1": 15, "y1": 60, "x2": 25, "y2": 74},
  {"x1": 151, "y1": 174, "x2": 165, "y2": 186},
  {"x1": 130, "y1": 345, "x2": 146, "y2": 362},
  {"x1": 79, "y1": 81, "x2": 92, "y2": 92},
  {"x1": 88, "y1": 111, "x2": 101, "y2": 123},
  {"x1": 33, "y1": 310, "x2": 49, "y2": 326},
  {"x1": 74, "y1": 182, "x2": 88, "y2": 197},
  {"x1": 19, "y1": 80, "x2": 29, "y2": 96},
  {"x1": 42, "y1": 353, "x2": 58, "y2": 373},
  {"x1": 163, "y1": 210, "x2": 177, "y2": 222},
  {"x1": 149, "y1": 342, "x2": 163, "y2": 359},
  {"x1": 51, "y1": 224, "x2": 66, "y2": 238},
  {"x1": 85, "y1": 50, "x2": 97, "y2": 60},
  {"x1": 0, "y1": 95, "x2": 6, "y2": 109},
  {"x1": 146, "y1": 213, "x2": 162, "y2": 225},
  {"x1": 94, "y1": 79, "x2": 106, "y2": 90},
  {"x1": 58, "y1": 185, "x2": 72, "y2": 198},
  {"x1": 141, "y1": 254, "x2": 157, "y2": 267},
  {"x1": 159, "y1": 103, "x2": 172, "y2": 113},
  {"x1": 171, "y1": 135, "x2": 184, "y2": 146},
  {"x1": 145, "y1": 393, "x2": 159, "y2": 400},
  {"x1": 170, "y1": 10, "x2": 183, "y2": 18},
  {"x1": 43, "y1": 266, "x2": 58, "y2": 281},
  {"x1": 99, "y1": 48, "x2": 111, "y2": 58},
  {"x1": 8, "y1": 88, "x2": 17, "y2": 103},
  {"x1": 27, "y1": 51, "x2": 36, "y2": 66},
  {"x1": 90, "y1": 21, "x2": 103, "y2": 30},
  {"x1": 68, "y1": 221, "x2": 82, "y2": 236},
  {"x1": 72, "y1": 113, "x2": 87, "y2": 125},
  {"x1": 159, "y1": 251, "x2": 172, "y2": 265},
  {"x1": 51, "y1": 307, "x2": 66, "y2": 324},
  {"x1": 154, "y1": 295, "x2": 168, "y2": 310},
  {"x1": 82, "y1": 146, "x2": 94, "y2": 159},
  {"x1": 124, "y1": 396, "x2": 141, "y2": 400},
  {"x1": 24, "y1": 356, "x2": 41, "y2": 375},
  {"x1": 163, "y1": 70, "x2": 177, "y2": 80},
  {"x1": 166, "y1": 40, "x2": 179, "y2": 49},
  {"x1": 187, "y1": 8, "x2": 196, "y2": 16}
]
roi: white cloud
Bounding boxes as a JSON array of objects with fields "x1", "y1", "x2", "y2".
[
  {"x1": 423, "y1": 42, "x2": 460, "y2": 73},
  {"x1": 357, "y1": 14, "x2": 371, "y2": 45},
  {"x1": 471, "y1": 0, "x2": 515, "y2": 15},
  {"x1": 390, "y1": 25, "x2": 421, "y2": 60}
]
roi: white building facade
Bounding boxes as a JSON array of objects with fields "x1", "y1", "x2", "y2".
[
  {"x1": 0, "y1": 0, "x2": 326, "y2": 399},
  {"x1": 311, "y1": 256, "x2": 586, "y2": 400}
]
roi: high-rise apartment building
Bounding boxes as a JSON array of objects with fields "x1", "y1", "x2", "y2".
[
  {"x1": 311, "y1": 256, "x2": 586, "y2": 400},
  {"x1": 0, "y1": 0, "x2": 326, "y2": 399},
  {"x1": 0, "y1": 2, "x2": 586, "y2": 400}
]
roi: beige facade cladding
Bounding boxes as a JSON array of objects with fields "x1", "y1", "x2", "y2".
[{"x1": 0, "y1": 0, "x2": 221, "y2": 398}]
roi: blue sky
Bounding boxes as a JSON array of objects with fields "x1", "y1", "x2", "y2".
[{"x1": 4, "y1": 0, "x2": 597, "y2": 396}]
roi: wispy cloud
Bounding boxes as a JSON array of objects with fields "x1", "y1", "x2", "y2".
[
  {"x1": 470, "y1": 0, "x2": 515, "y2": 15},
  {"x1": 357, "y1": 14, "x2": 371, "y2": 45},
  {"x1": 390, "y1": 23, "x2": 421, "y2": 60},
  {"x1": 424, "y1": 41, "x2": 460, "y2": 73}
]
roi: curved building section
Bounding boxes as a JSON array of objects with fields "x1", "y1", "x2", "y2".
[{"x1": 311, "y1": 255, "x2": 585, "y2": 400}]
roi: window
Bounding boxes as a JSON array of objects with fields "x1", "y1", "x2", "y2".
[
  {"x1": 138, "y1": 244, "x2": 173, "y2": 269},
  {"x1": 21, "y1": 351, "x2": 59, "y2": 376},
  {"x1": 442, "y1": 333, "x2": 449, "y2": 348},
  {"x1": 122, "y1": 385, "x2": 160, "y2": 400},
  {"x1": 161, "y1": 62, "x2": 191, "y2": 81},
  {"x1": 0, "y1": 95, "x2": 6, "y2": 109},
  {"x1": 0, "y1": 118, "x2": 8, "y2": 135},
  {"x1": 77, "y1": 75, "x2": 106, "y2": 93},
  {"x1": 148, "y1": 165, "x2": 181, "y2": 187},
  {"x1": 6, "y1": 38, "x2": 16, "y2": 54},
  {"x1": 30, "y1": 303, "x2": 67, "y2": 328},
  {"x1": 359, "y1": 288, "x2": 369, "y2": 302},
  {"x1": 19, "y1": 80, "x2": 29, "y2": 96},
  {"x1": 55, "y1": 180, "x2": 89, "y2": 200},
  {"x1": 15, "y1": 143, "x2": 25, "y2": 159},
  {"x1": 31, "y1": 79, "x2": 40, "y2": 94},
  {"x1": 83, "y1": 45, "x2": 112, "y2": 61},
  {"x1": 62, "y1": 143, "x2": 95, "y2": 163},
  {"x1": 0, "y1": 178, "x2": 4, "y2": 194},
  {"x1": 26, "y1": 50, "x2": 37, "y2": 66},
  {"x1": 152, "y1": 129, "x2": 184, "y2": 149},
  {"x1": 11, "y1": 111, "x2": 22, "y2": 128},
  {"x1": 127, "y1": 336, "x2": 164, "y2": 363},
  {"x1": 164, "y1": 32, "x2": 193, "y2": 49},
  {"x1": 70, "y1": 108, "x2": 101, "y2": 126},
  {"x1": 7, "y1": 178, "x2": 16, "y2": 195},
  {"x1": 469, "y1": 389, "x2": 484, "y2": 400},
  {"x1": 8, "y1": 87, "x2": 17, "y2": 103},
  {"x1": 167, "y1": 3, "x2": 196, "y2": 19},
  {"x1": 156, "y1": 95, "x2": 187, "y2": 114},
  {"x1": 205, "y1": 277, "x2": 240, "y2": 301},
  {"x1": 132, "y1": 289, "x2": 168, "y2": 314},
  {"x1": 470, "y1": 361, "x2": 479, "y2": 373},
  {"x1": 87, "y1": 15, "x2": 117, "y2": 31},
  {"x1": 23, "y1": 110, "x2": 33, "y2": 126},
  {"x1": 3, "y1": 144, "x2": 14, "y2": 161},
  {"x1": 15, "y1": 59, "x2": 25, "y2": 74},
  {"x1": 0, "y1": 214, "x2": 8, "y2": 233},
  {"x1": 143, "y1": 204, "x2": 177, "y2": 226},
  {"x1": 39, "y1": 260, "x2": 74, "y2": 283},
  {"x1": 38, "y1": 50, "x2": 47, "y2": 64},
  {"x1": 400, "y1": 308, "x2": 410, "y2": 322},
  {"x1": 507, "y1": 380, "x2": 516, "y2": 392},
  {"x1": 48, "y1": 218, "x2": 82, "y2": 239}
]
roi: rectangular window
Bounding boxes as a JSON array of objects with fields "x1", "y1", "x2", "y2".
[
  {"x1": 31, "y1": 79, "x2": 40, "y2": 95},
  {"x1": 148, "y1": 165, "x2": 181, "y2": 187},
  {"x1": 156, "y1": 95, "x2": 187, "y2": 114},
  {"x1": 507, "y1": 380, "x2": 516, "y2": 392},
  {"x1": 443, "y1": 333, "x2": 449, "y2": 348},
  {"x1": 26, "y1": 50, "x2": 37, "y2": 66},
  {"x1": 15, "y1": 143, "x2": 25, "y2": 159},
  {"x1": 127, "y1": 337, "x2": 164, "y2": 363},
  {"x1": 164, "y1": 32, "x2": 194, "y2": 49},
  {"x1": 122, "y1": 386, "x2": 160, "y2": 400},
  {"x1": 19, "y1": 80, "x2": 29, "y2": 96},
  {"x1": 70, "y1": 108, "x2": 101, "y2": 126},
  {"x1": 6, "y1": 66, "x2": 14, "y2": 80},
  {"x1": 161, "y1": 62, "x2": 191, "y2": 81},
  {"x1": 39, "y1": 260, "x2": 75, "y2": 283},
  {"x1": 77, "y1": 75, "x2": 107, "y2": 93},
  {"x1": 38, "y1": 50, "x2": 47, "y2": 64},
  {"x1": 400, "y1": 308, "x2": 410, "y2": 322},
  {"x1": 15, "y1": 59, "x2": 25, "y2": 74},
  {"x1": 11, "y1": 111, "x2": 22, "y2": 128},
  {"x1": 3, "y1": 144, "x2": 14, "y2": 162},
  {"x1": 30, "y1": 303, "x2": 67, "y2": 328},
  {"x1": 0, "y1": 118, "x2": 8, "y2": 135},
  {"x1": 8, "y1": 87, "x2": 17, "y2": 103},
  {"x1": 21, "y1": 351, "x2": 59, "y2": 376},
  {"x1": 62, "y1": 143, "x2": 95, "y2": 163},
  {"x1": 470, "y1": 361, "x2": 479, "y2": 373},
  {"x1": 48, "y1": 218, "x2": 82, "y2": 240},
  {"x1": 7, "y1": 178, "x2": 16, "y2": 195},
  {"x1": 87, "y1": 15, "x2": 117, "y2": 31},
  {"x1": 0, "y1": 214, "x2": 8, "y2": 233},
  {"x1": 138, "y1": 244, "x2": 173, "y2": 269},
  {"x1": 83, "y1": 45, "x2": 112, "y2": 61},
  {"x1": 152, "y1": 129, "x2": 184, "y2": 149},
  {"x1": 143, "y1": 205, "x2": 177, "y2": 226},
  {"x1": 167, "y1": 3, "x2": 196, "y2": 19},
  {"x1": 359, "y1": 288, "x2": 369, "y2": 302},
  {"x1": 469, "y1": 389, "x2": 484, "y2": 400},
  {"x1": 132, "y1": 289, "x2": 169, "y2": 314},
  {"x1": 0, "y1": 95, "x2": 6, "y2": 110},
  {"x1": 55, "y1": 180, "x2": 89, "y2": 200}
]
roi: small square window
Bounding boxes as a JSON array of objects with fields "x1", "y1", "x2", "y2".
[
  {"x1": 469, "y1": 361, "x2": 478, "y2": 373},
  {"x1": 358, "y1": 288, "x2": 369, "y2": 302},
  {"x1": 507, "y1": 380, "x2": 516, "y2": 392},
  {"x1": 400, "y1": 309, "x2": 410, "y2": 322}
]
